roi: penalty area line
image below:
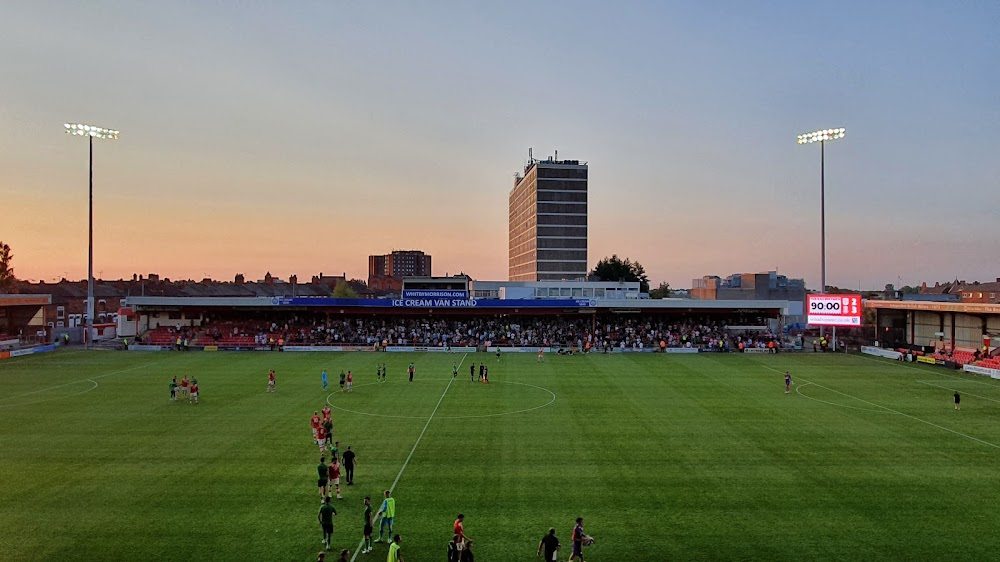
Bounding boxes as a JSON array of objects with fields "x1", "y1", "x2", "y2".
[
  {"x1": 349, "y1": 352, "x2": 467, "y2": 562},
  {"x1": 756, "y1": 362, "x2": 1000, "y2": 450}
]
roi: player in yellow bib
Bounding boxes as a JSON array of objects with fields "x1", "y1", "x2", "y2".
[
  {"x1": 387, "y1": 534, "x2": 402, "y2": 561},
  {"x1": 375, "y1": 490, "x2": 396, "y2": 542}
]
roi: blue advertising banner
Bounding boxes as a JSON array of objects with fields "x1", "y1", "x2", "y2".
[
  {"x1": 402, "y1": 289, "x2": 469, "y2": 299},
  {"x1": 271, "y1": 297, "x2": 596, "y2": 309}
]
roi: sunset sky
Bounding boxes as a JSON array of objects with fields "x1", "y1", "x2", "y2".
[{"x1": 2, "y1": 2, "x2": 997, "y2": 290}]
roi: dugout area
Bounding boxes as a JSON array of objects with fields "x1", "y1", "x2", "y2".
[{"x1": 0, "y1": 294, "x2": 51, "y2": 346}]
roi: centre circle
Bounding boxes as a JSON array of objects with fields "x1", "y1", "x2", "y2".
[{"x1": 325, "y1": 378, "x2": 556, "y2": 419}]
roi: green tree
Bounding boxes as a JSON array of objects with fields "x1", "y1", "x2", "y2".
[
  {"x1": 648, "y1": 281, "x2": 671, "y2": 299},
  {"x1": 590, "y1": 255, "x2": 650, "y2": 293},
  {"x1": 0, "y1": 242, "x2": 14, "y2": 292},
  {"x1": 332, "y1": 280, "x2": 358, "y2": 299}
]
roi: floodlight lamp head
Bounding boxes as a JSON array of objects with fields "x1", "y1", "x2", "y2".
[
  {"x1": 797, "y1": 127, "x2": 845, "y2": 144},
  {"x1": 64, "y1": 123, "x2": 120, "y2": 140}
]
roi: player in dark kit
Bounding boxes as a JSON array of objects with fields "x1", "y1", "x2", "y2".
[
  {"x1": 408, "y1": 362, "x2": 415, "y2": 382},
  {"x1": 537, "y1": 528, "x2": 561, "y2": 561},
  {"x1": 479, "y1": 363, "x2": 484, "y2": 382},
  {"x1": 496, "y1": 348, "x2": 501, "y2": 361},
  {"x1": 318, "y1": 495, "x2": 337, "y2": 550},
  {"x1": 317, "y1": 457, "x2": 329, "y2": 498},
  {"x1": 470, "y1": 363, "x2": 475, "y2": 382},
  {"x1": 955, "y1": 391, "x2": 961, "y2": 410},
  {"x1": 784, "y1": 371, "x2": 792, "y2": 394},
  {"x1": 360, "y1": 495, "x2": 374, "y2": 554},
  {"x1": 343, "y1": 445, "x2": 356, "y2": 485}
]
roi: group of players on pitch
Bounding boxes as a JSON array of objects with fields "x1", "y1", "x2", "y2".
[
  {"x1": 168, "y1": 375, "x2": 199, "y2": 403},
  {"x1": 300, "y1": 357, "x2": 593, "y2": 561},
  {"x1": 307, "y1": 368, "x2": 403, "y2": 561}
]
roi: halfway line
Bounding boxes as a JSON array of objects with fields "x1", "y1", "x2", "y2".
[{"x1": 349, "y1": 352, "x2": 466, "y2": 562}]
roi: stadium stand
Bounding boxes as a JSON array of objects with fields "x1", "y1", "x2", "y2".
[{"x1": 176, "y1": 314, "x2": 782, "y2": 350}]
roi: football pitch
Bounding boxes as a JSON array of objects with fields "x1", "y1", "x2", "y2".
[{"x1": 2, "y1": 350, "x2": 1000, "y2": 561}]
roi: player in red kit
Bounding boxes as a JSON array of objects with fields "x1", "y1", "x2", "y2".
[
  {"x1": 190, "y1": 381, "x2": 199, "y2": 404},
  {"x1": 311, "y1": 411, "x2": 322, "y2": 439},
  {"x1": 329, "y1": 456, "x2": 343, "y2": 499},
  {"x1": 267, "y1": 370, "x2": 276, "y2": 392},
  {"x1": 316, "y1": 424, "x2": 328, "y2": 453},
  {"x1": 322, "y1": 405, "x2": 332, "y2": 422}
]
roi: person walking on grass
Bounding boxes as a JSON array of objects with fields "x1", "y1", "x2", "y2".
[
  {"x1": 317, "y1": 457, "x2": 329, "y2": 498},
  {"x1": 343, "y1": 446, "x2": 356, "y2": 485},
  {"x1": 784, "y1": 371, "x2": 792, "y2": 394},
  {"x1": 537, "y1": 528, "x2": 560, "y2": 561},
  {"x1": 323, "y1": 417, "x2": 334, "y2": 450},
  {"x1": 569, "y1": 517, "x2": 591, "y2": 562},
  {"x1": 322, "y1": 369, "x2": 328, "y2": 390},
  {"x1": 340, "y1": 370, "x2": 346, "y2": 393},
  {"x1": 328, "y1": 455, "x2": 342, "y2": 499},
  {"x1": 955, "y1": 391, "x2": 961, "y2": 410},
  {"x1": 318, "y1": 495, "x2": 337, "y2": 551},
  {"x1": 453, "y1": 513, "x2": 470, "y2": 555}
]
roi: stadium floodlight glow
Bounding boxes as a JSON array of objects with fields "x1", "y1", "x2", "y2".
[
  {"x1": 797, "y1": 126, "x2": 846, "y2": 343},
  {"x1": 796, "y1": 128, "x2": 845, "y2": 144},
  {"x1": 65, "y1": 123, "x2": 120, "y2": 140},
  {"x1": 65, "y1": 122, "x2": 120, "y2": 350}
]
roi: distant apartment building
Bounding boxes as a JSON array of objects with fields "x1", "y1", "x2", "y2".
[
  {"x1": 368, "y1": 250, "x2": 432, "y2": 293},
  {"x1": 691, "y1": 271, "x2": 806, "y2": 301},
  {"x1": 509, "y1": 155, "x2": 588, "y2": 281}
]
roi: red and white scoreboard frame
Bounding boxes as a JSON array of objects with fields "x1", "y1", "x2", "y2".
[{"x1": 807, "y1": 294, "x2": 862, "y2": 327}]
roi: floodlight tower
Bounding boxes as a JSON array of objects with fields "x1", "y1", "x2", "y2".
[
  {"x1": 797, "y1": 127, "x2": 845, "y2": 342},
  {"x1": 65, "y1": 123, "x2": 120, "y2": 349}
]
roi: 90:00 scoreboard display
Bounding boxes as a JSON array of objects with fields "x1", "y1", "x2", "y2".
[{"x1": 807, "y1": 294, "x2": 862, "y2": 327}]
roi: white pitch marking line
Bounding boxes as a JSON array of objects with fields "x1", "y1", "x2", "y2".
[
  {"x1": 0, "y1": 361, "x2": 161, "y2": 401},
  {"x1": 0, "y1": 379, "x2": 99, "y2": 409},
  {"x1": 758, "y1": 363, "x2": 1000, "y2": 450},
  {"x1": 916, "y1": 381, "x2": 1000, "y2": 404},
  {"x1": 854, "y1": 353, "x2": 1000, "y2": 387},
  {"x1": 794, "y1": 382, "x2": 899, "y2": 414},
  {"x1": 348, "y1": 353, "x2": 467, "y2": 562}
]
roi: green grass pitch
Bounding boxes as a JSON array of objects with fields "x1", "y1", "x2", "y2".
[{"x1": 2, "y1": 349, "x2": 1000, "y2": 561}]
